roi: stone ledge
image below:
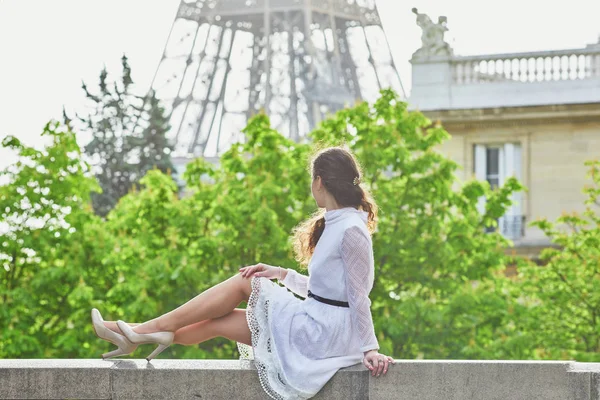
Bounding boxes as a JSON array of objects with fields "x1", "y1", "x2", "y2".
[
  {"x1": 0, "y1": 359, "x2": 599, "y2": 399},
  {"x1": 420, "y1": 102, "x2": 600, "y2": 130}
]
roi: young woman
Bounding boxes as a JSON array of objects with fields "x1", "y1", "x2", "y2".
[{"x1": 91, "y1": 146, "x2": 394, "y2": 399}]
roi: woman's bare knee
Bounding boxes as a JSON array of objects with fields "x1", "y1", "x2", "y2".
[
  {"x1": 215, "y1": 309, "x2": 251, "y2": 345},
  {"x1": 235, "y1": 273, "x2": 253, "y2": 300}
]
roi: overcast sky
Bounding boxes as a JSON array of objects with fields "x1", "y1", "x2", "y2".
[{"x1": 0, "y1": 0, "x2": 599, "y2": 168}]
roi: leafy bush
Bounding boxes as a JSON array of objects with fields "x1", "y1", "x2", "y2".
[{"x1": 1, "y1": 90, "x2": 533, "y2": 360}]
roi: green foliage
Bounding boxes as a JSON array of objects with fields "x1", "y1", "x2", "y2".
[
  {"x1": 0, "y1": 122, "x2": 101, "y2": 357},
  {"x1": 93, "y1": 114, "x2": 316, "y2": 359},
  {"x1": 0, "y1": 112, "x2": 315, "y2": 359},
  {"x1": 311, "y1": 89, "x2": 525, "y2": 359},
  {"x1": 514, "y1": 160, "x2": 600, "y2": 361},
  {"x1": 17, "y1": 89, "x2": 600, "y2": 363},
  {"x1": 75, "y1": 55, "x2": 174, "y2": 217}
]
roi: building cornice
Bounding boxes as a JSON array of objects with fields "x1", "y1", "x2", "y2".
[{"x1": 421, "y1": 102, "x2": 600, "y2": 130}]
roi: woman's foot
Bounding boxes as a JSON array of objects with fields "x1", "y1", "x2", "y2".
[
  {"x1": 124, "y1": 319, "x2": 165, "y2": 334},
  {"x1": 117, "y1": 320, "x2": 174, "y2": 362},
  {"x1": 91, "y1": 309, "x2": 138, "y2": 359}
]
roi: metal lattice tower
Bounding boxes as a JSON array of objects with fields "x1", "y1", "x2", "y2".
[{"x1": 152, "y1": 0, "x2": 404, "y2": 159}]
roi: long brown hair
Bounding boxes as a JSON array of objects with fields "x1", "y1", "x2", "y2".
[{"x1": 291, "y1": 146, "x2": 378, "y2": 266}]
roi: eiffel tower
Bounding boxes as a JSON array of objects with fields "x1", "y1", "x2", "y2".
[{"x1": 151, "y1": 0, "x2": 404, "y2": 160}]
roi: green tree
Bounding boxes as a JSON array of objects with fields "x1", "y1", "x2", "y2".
[
  {"x1": 310, "y1": 89, "x2": 524, "y2": 359},
  {"x1": 127, "y1": 90, "x2": 174, "y2": 181},
  {"x1": 1, "y1": 89, "x2": 529, "y2": 361},
  {"x1": 0, "y1": 122, "x2": 103, "y2": 357},
  {"x1": 76, "y1": 55, "x2": 174, "y2": 217},
  {"x1": 94, "y1": 114, "x2": 315, "y2": 359},
  {"x1": 514, "y1": 160, "x2": 600, "y2": 361}
]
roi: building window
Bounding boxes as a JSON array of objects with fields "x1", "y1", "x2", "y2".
[
  {"x1": 474, "y1": 143, "x2": 524, "y2": 240},
  {"x1": 485, "y1": 147, "x2": 500, "y2": 188}
]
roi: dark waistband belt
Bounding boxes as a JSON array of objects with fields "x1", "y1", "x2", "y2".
[{"x1": 307, "y1": 290, "x2": 349, "y2": 308}]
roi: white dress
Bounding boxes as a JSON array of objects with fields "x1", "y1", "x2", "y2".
[{"x1": 237, "y1": 207, "x2": 380, "y2": 400}]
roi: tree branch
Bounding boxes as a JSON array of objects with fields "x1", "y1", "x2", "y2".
[{"x1": 555, "y1": 270, "x2": 596, "y2": 318}]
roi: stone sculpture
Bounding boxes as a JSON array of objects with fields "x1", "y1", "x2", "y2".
[{"x1": 411, "y1": 8, "x2": 453, "y2": 59}]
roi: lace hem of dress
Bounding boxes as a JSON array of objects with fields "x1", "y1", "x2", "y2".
[{"x1": 237, "y1": 276, "x2": 314, "y2": 400}]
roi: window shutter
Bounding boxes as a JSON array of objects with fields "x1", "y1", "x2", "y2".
[
  {"x1": 474, "y1": 145, "x2": 487, "y2": 214},
  {"x1": 503, "y1": 143, "x2": 522, "y2": 216},
  {"x1": 503, "y1": 143, "x2": 523, "y2": 238}
]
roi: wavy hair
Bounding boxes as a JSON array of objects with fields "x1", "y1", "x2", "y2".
[{"x1": 291, "y1": 146, "x2": 378, "y2": 266}]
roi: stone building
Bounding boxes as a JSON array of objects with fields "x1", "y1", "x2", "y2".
[{"x1": 408, "y1": 9, "x2": 600, "y2": 257}]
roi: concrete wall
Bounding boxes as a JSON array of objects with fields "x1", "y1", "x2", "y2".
[{"x1": 1, "y1": 359, "x2": 599, "y2": 399}]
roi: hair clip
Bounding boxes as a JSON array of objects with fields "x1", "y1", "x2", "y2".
[{"x1": 353, "y1": 176, "x2": 360, "y2": 186}]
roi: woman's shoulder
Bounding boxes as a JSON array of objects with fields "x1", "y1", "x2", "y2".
[
  {"x1": 338, "y1": 223, "x2": 372, "y2": 262},
  {"x1": 339, "y1": 217, "x2": 371, "y2": 243}
]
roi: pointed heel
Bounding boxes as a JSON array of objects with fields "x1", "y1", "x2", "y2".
[
  {"x1": 91, "y1": 309, "x2": 138, "y2": 359},
  {"x1": 146, "y1": 344, "x2": 170, "y2": 362},
  {"x1": 103, "y1": 347, "x2": 132, "y2": 359}
]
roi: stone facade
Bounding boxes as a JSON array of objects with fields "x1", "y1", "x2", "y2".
[
  {"x1": 427, "y1": 103, "x2": 600, "y2": 256},
  {"x1": 408, "y1": 11, "x2": 600, "y2": 257}
]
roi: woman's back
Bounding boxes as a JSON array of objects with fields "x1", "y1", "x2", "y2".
[{"x1": 238, "y1": 207, "x2": 380, "y2": 398}]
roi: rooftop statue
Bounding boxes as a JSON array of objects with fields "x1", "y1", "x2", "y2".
[{"x1": 411, "y1": 8, "x2": 453, "y2": 59}]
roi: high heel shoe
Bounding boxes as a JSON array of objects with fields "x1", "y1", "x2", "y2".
[
  {"x1": 91, "y1": 308, "x2": 138, "y2": 359},
  {"x1": 116, "y1": 320, "x2": 174, "y2": 362}
]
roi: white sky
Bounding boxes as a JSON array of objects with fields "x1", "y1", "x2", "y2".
[{"x1": 0, "y1": 0, "x2": 599, "y2": 168}]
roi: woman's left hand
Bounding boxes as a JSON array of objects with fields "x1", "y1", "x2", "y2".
[{"x1": 363, "y1": 349, "x2": 395, "y2": 377}]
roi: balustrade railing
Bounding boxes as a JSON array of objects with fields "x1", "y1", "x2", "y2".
[
  {"x1": 451, "y1": 47, "x2": 600, "y2": 84},
  {"x1": 500, "y1": 215, "x2": 526, "y2": 240}
]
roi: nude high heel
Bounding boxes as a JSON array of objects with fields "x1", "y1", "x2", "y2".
[
  {"x1": 91, "y1": 308, "x2": 138, "y2": 359},
  {"x1": 116, "y1": 320, "x2": 174, "y2": 362}
]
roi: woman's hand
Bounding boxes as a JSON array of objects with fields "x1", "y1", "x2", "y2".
[
  {"x1": 363, "y1": 349, "x2": 395, "y2": 377},
  {"x1": 239, "y1": 263, "x2": 281, "y2": 280}
]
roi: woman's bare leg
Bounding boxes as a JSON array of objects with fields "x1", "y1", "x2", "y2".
[
  {"x1": 130, "y1": 274, "x2": 253, "y2": 334},
  {"x1": 174, "y1": 308, "x2": 252, "y2": 346}
]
